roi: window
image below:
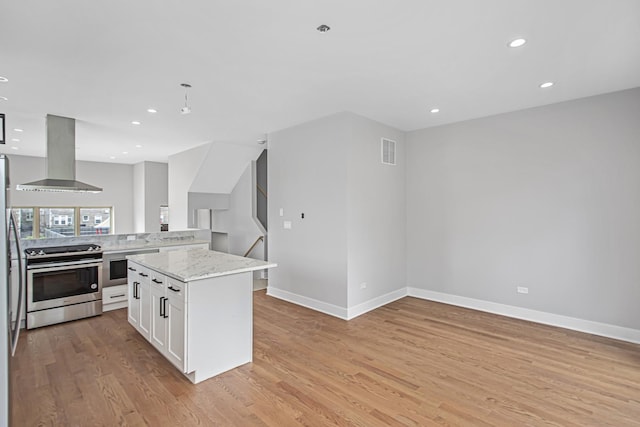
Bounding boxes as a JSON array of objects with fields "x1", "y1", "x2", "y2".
[
  {"x1": 80, "y1": 208, "x2": 111, "y2": 235},
  {"x1": 160, "y1": 205, "x2": 169, "y2": 232},
  {"x1": 41, "y1": 208, "x2": 75, "y2": 237},
  {"x1": 12, "y1": 208, "x2": 35, "y2": 240},
  {"x1": 12, "y1": 207, "x2": 113, "y2": 239}
]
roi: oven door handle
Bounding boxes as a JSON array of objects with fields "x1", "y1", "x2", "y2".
[{"x1": 27, "y1": 259, "x2": 103, "y2": 272}]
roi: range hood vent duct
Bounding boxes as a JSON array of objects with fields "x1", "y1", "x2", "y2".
[{"x1": 16, "y1": 115, "x2": 102, "y2": 193}]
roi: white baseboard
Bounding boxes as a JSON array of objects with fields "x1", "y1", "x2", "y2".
[
  {"x1": 267, "y1": 287, "x2": 348, "y2": 319},
  {"x1": 347, "y1": 288, "x2": 408, "y2": 320},
  {"x1": 267, "y1": 287, "x2": 409, "y2": 320},
  {"x1": 408, "y1": 287, "x2": 640, "y2": 344}
]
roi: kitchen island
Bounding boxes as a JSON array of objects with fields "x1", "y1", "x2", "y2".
[{"x1": 127, "y1": 249, "x2": 276, "y2": 383}]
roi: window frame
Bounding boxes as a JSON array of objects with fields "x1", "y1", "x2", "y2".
[{"x1": 12, "y1": 206, "x2": 114, "y2": 239}]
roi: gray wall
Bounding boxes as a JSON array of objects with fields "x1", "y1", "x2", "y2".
[
  {"x1": 268, "y1": 113, "x2": 350, "y2": 308},
  {"x1": 187, "y1": 192, "x2": 229, "y2": 229},
  {"x1": 224, "y1": 163, "x2": 265, "y2": 259},
  {"x1": 7, "y1": 155, "x2": 135, "y2": 234},
  {"x1": 133, "y1": 162, "x2": 145, "y2": 232},
  {"x1": 133, "y1": 161, "x2": 168, "y2": 233},
  {"x1": 143, "y1": 162, "x2": 168, "y2": 233},
  {"x1": 268, "y1": 112, "x2": 407, "y2": 312},
  {"x1": 347, "y1": 113, "x2": 406, "y2": 307},
  {"x1": 406, "y1": 88, "x2": 640, "y2": 329}
]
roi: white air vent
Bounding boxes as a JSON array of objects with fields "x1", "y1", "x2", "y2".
[{"x1": 381, "y1": 138, "x2": 396, "y2": 165}]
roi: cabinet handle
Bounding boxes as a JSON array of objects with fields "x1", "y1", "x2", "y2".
[
  {"x1": 152, "y1": 278, "x2": 162, "y2": 284},
  {"x1": 163, "y1": 297, "x2": 168, "y2": 319},
  {"x1": 128, "y1": 267, "x2": 136, "y2": 272},
  {"x1": 133, "y1": 281, "x2": 139, "y2": 299},
  {"x1": 167, "y1": 286, "x2": 180, "y2": 293},
  {"x1": 139, "y1": 272, "x2": 148, "y2": 277},
  {"x1": 110, "y1": 294, "x2": 126, "y2": 299},
  {"x1": 160, "y1": 296, "x2": 165, "y2": 317}
]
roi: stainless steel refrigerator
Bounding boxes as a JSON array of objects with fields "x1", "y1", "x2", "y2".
[{"x1": 1, "y1": 154, "x2": 24, "y2": 426}]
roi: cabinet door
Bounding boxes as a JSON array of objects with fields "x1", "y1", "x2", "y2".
[
  {"x1": 149, "y1": 285, "x2": 167, "y2": 351},
  {"x1": 165, "y1": 280, "x2": 186, "y2": 371},
  {"x1": 138, "y1": 280, "x2": 151, "y2": 338},
  {"x1": 127, "y1": 269, "x2": 140, "y2": 328}
]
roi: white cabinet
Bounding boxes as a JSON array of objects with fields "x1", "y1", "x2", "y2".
[
  {"x1": 149, "y1": 273, "x2": 166, "y2": 349},
  {"x1": 148, "y1": 271, "x2": 186, "y2": 371},
  {"x1": 127, "y1": 258, "x2": 255, "y2": 384},
  {"x1": 102, "y1": 285, "x2": 128, "y2": 312},
  {"x1": 127, "y1": 269, "x2": 139, "y2": 328},
  {"x1": 165, "y1": 277, "x2": 186, "y2": 370},
  {"x1": 127, "y1": 263, "x2": 151, "y2": 339}
]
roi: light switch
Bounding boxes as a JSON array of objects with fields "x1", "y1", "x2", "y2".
[
  {"x1": 283, "y1": 221, "x2": 292, "y2": 229},
  {"x1": 279, "y1": 208, "x2": 284, "y2": 217}
]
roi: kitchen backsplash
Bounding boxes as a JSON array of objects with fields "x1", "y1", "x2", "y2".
[{"x1": 17, "y1": 229, "x2": 211, "y2": 255}]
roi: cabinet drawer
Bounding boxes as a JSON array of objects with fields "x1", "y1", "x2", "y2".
[
  {"x1": 166, "y1": 277, "x2": 186, "y2": 302},
  {"x1": 103, "y1": 284, "x2": 128, "y2": 311},
  {"x1": 150, "y1": 273, "x2": 165, "y2": 289}
]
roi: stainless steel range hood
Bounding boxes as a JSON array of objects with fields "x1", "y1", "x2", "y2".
[{"x1": 16, "y1": 115, "x2": 102, "y2": 193}]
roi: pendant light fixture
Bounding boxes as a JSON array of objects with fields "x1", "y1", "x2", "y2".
[{"x1": 180, "y1": 83, "x2": 192, "y2": 115}]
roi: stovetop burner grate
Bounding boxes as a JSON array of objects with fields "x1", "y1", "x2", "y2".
[{"x1": 25, "y1": 243, "x2": 102, "y2": 259}]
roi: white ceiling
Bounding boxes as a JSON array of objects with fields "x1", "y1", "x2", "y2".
[{"x1": 1, "y1": 0, "x2": 639, "y2": 164}]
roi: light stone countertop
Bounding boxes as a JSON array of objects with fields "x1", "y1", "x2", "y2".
[
  {"x1": 102, "y1": 239, "x2": 211, "y2": 254},
  {"x1": 127, "y1": 249, "x2": 277, "y2": 282}
]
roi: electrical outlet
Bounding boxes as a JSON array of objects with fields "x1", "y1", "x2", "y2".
[
  {"x1": 517, "y1": 286, "x2": 529, "y2": 294},
  {"x1": 127, "y1": 235, "x2": 136, "y2": 241},
  {"x1": 360, "y1": 282, "x2": 367, "y2": 289}
]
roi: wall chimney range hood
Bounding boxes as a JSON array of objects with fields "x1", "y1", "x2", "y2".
[{"x1": 16, "y1": 114, "x2": 102, "y2": 193}]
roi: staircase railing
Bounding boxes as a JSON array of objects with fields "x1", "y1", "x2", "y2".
[{"x1": 244, "y1": 235, "x2": 265, "y2": 257}]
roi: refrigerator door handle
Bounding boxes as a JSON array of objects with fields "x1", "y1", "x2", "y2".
[{"x1": 9, "y1": 211, "x2": 23, "y2": 356}]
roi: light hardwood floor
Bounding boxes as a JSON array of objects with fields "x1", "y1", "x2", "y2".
[{"x1": 11, "y1": 291, "x2": 640, "y2": 426}]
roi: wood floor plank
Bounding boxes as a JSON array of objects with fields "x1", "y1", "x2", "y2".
[{"x1": 9, "y1": 292, "x2": 640, "y2": 426}]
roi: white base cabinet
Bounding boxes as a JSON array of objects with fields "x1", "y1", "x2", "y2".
[
  {"x1": 127, "y1": 264, "x2": 151, "y2": 339},
  {"x1": 102, "y1": 285, "x2": 128, "y2": 312},
  {"x1": 128, "y1": 260, "x2": 253, "y2": 383}
]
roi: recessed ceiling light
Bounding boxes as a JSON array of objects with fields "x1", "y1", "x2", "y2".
[
  {"x1": 508, "y1": 38, "x2": 527, "y2": 48},
  {"x1": 317, "y1": 24, "x2": 331, "y2": 33},
  {"x1": 109, "y1": 156, "x2": 116, "y2": 160},
  {"x1": 11, "y1": 138, "x2": 20, "y2": 142},
  {"x1": 540, "y1": 81, "x2": 554, "y2": 88},
  {"x1": 122, "y1": 151, "x2": 128, "y2": 155},
  {"x1": 13, "y1": 128, "x2": 23, "y2": 132},
  {"x1": 0, "y1": 96, "x2": 7, "y2": 101},
  {"x1": 147, "y1": 108, "x2": 157, "y2": 113},
  {"x1": 131, "y1": 121, "x2": 141, "y2": 125},
  {"x1": 0, "y1": 76, "x2": 8, "y2": 83},
  {"x1": 11, "y1": 146, "x2": 18, "y2": 150},
  {"x1": 430, "y1": 108, "x2": 440, "y2": 113},
  {"x1": 135, "y1": 144, "x2": 143, "y2": 148}
]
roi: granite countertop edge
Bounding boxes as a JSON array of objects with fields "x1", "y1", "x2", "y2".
[
  {"x1": 102, "y1": 239, "x2": 210, "y2": 254},
  {"x1": 127, "y1": 249, "x2": 277, "y2": 282}
]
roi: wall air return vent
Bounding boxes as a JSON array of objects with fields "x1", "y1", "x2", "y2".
[{"x1": 381, "y1": 138, "x2": 396, "y2": 165}]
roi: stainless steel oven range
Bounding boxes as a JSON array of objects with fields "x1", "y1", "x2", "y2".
[{"x1": 25, "y1": 244, "x2": 103, "y2": 329}]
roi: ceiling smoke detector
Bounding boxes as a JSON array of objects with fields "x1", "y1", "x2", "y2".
[{"x1": 180, "y1": 83, "x2": 192, "y2": 115}]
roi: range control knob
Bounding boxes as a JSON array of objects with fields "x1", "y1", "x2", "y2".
[
  {"x1": 29, "y1": 250, "x2": 37, "y2": 256},
  {"x1": 38, "y1": 250, "x2": 45, "y2": 255}
]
